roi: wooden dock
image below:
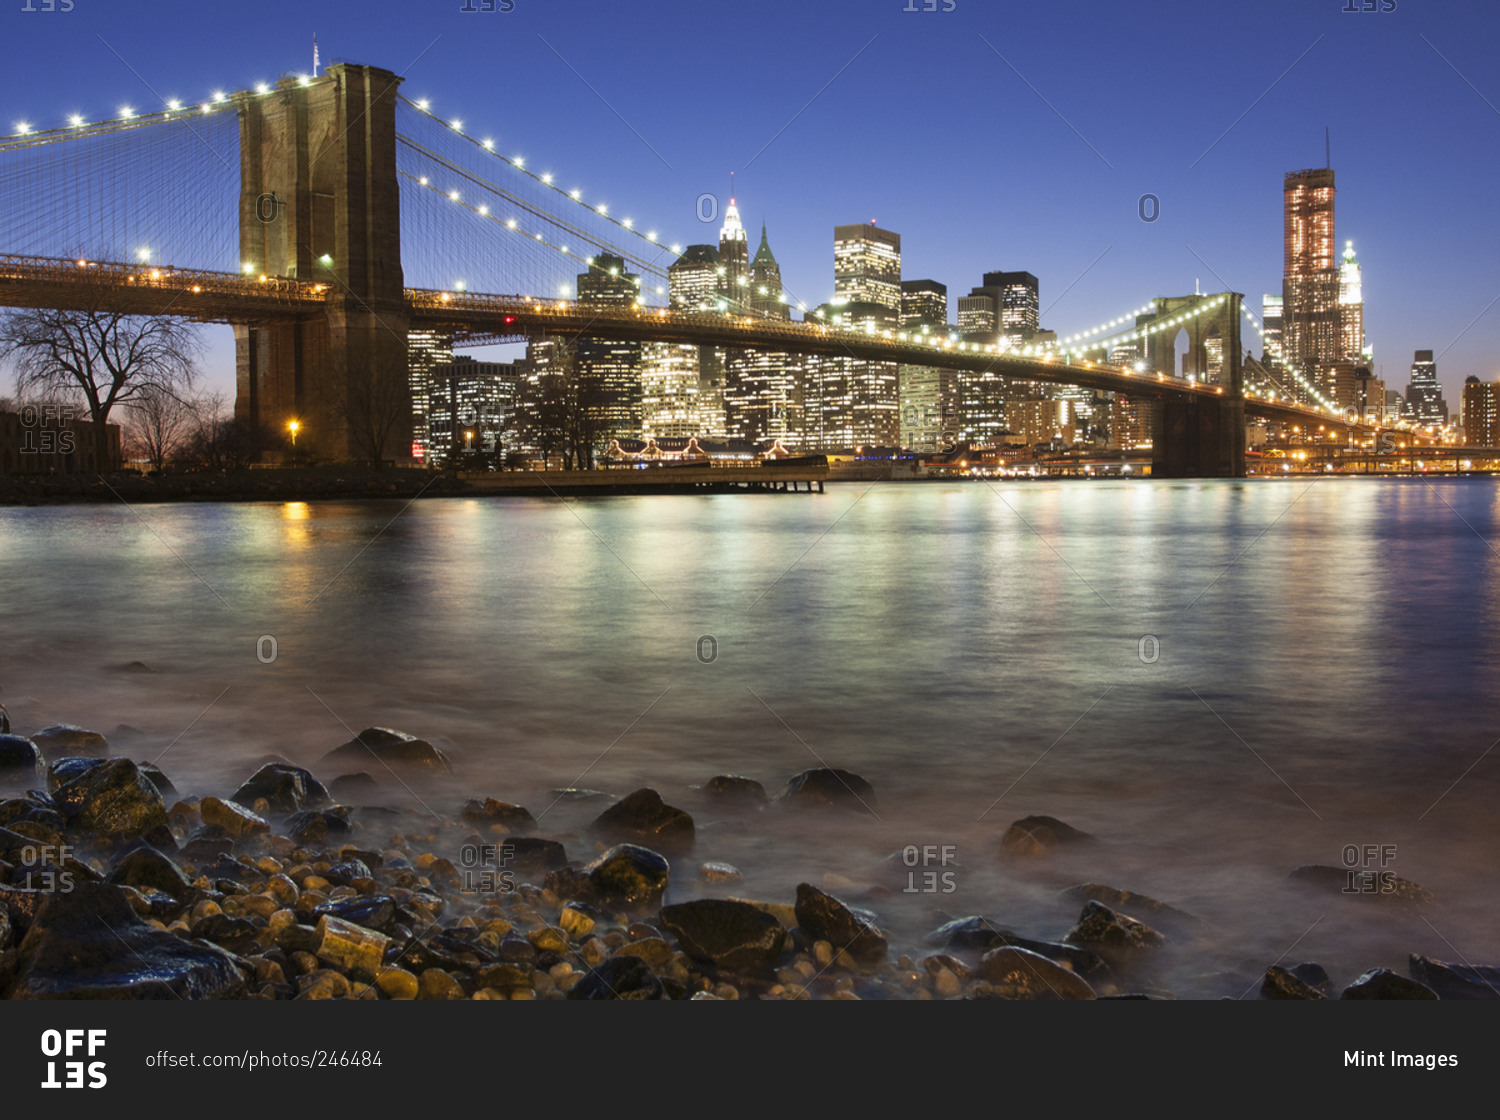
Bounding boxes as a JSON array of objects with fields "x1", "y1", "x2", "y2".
[{"x1": 458, "y1": 459, "x2": 828, "y2": 496}]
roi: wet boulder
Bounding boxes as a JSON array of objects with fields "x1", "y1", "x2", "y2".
[
  {"x1": 1063, "y1": 901, "x2": 1166, "y2": 966},
  {"x1": 591, "y1": 788, "x2": 694, "y2": 852},
  {"x1": 1408, "y1": 955, "x2": 1500, "y2": 1000},
  {"x1": 547, "y1": 844, "x2": 670, "y2": 908},
  {"x1": 53, "y1": 758, "x2": 168, "y2": 841},
  {"x1": 776, "y1": 768, "x2": 876, "y2": 812},
  {"x1": 4, "y1": 882, "x2": 245, "y2": 999},
  {"x1": 1000, "y1": 815, "x2": 1094, "y2": 857},
  {"x1": 1288, "y1": 864, "x2": 1435, "y2": 905},
  {"x1": 794, "y1": 883, "x2": 887, "y2": 966},
  {"x1": 0, "y1": 735, "x2": 45, "y2": 793},
  {"x1": 659, "y1": 899, "x2": 788, "y2": 976},
  {"x1": 107, "y1": 842, "x2": 193, "y2": 900},
  {"x1": 1341, "y1": 968, "x2": 1439, "y2": 1000},
  {"x1": 703, "y1": 775, "x2": 768, "y2": 808},
  {"x1": 138, "y1": 763, "x2": 177, "y2": 802},
  {"x1": 0, "y1": 704, "x2": 8, "y2": 734},
  {"x1": 1261, "y1": 964, "x2": 1327, "y2": 1000},
  {"x1": 975, "y1": 946, "x2": 1096, "y2": 1000},
  {"x1": 30, "y1": 724, "x2": 109, "y2": 759},
  {"x1": 231, "y1": 763, "x2": 329, "y2": 815},
  {"x1": 567, "y1": 955, "x2": 664, "y2": 1000},
  {"x1": 460, "y1": 798, "x2": 537, "y2": 834},
  {"x1": 320, "y1": 728, "x2": 451, "y2": 774},
  {"x1": 198, "y1": 797, "x2": 269, "y2": 838},
  {"x1": 47, "y1": 756, "x2": 104, "y2": 791},
  {"x1": 502, "y1": 836, "x2": 569, "y2": 875},
  {"x1": 1061, "y1": 884, "x2": 1199, "y2": 934},
  {"x1": 926, "y1": 916, "x2": 1109, "y2": 980},
  {"x1": 283, "y1": 808, "x2": 353, "y2": 846}
]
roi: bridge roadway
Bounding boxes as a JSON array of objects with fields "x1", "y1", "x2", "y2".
[{"x1": 0, "y1": 253, "x2": 1413, "y2": 439}]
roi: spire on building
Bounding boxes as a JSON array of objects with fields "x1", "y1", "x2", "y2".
[
  {"x1": 720, "y1": 195, "x2": 745, "y2": 244},
  {"x1": 752, "y1": 221, "x2": 777, "y2": 268},
  {"x1": 313, "y1": 34, "x2": 320, "y2": 77}
]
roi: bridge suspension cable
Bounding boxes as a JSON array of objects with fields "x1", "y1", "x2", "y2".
[
  {"x1": 0, "y1": 102, "x2": 240, "y2": 275},
  {"x1": 394, "y1": 97, "x2": 680, "y2": 301}
]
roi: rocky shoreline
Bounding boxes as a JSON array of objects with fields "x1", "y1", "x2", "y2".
[{"x1": 0, "y1": 715, "x2": 1493, "y2": 1001}]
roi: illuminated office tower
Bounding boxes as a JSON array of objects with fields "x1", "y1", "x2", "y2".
[
  {"x1": 834, "y1": 222, "x2": 901, "y2": 323},
  {"x1": 1261, "y1": 294, "x2": 1284, "y2": 364},
  {"x1": 1282, "y1": 167, "x2": 1340, "y2": 402},
  {"x1": 1405, "y1": 350, "x2": 1449, "y2": 426},
  {"x1": 575, "y1": 253, "x2": 642, "y2": 439},
  {"x1": 669, "y1": 244, "x2": 719, "y2": 310},
  {"x1": 718, "y1": 197, "x2": 750, "y2": 310},
  {"x1": 900, "y1": 279, "x2": 947, "y2": 328},
  {"x1": 749, "y1": 224, "x2": 791, "y2": 319},
  {"x1": 1339, "y1": 240, "x2": 1368, "y2": 362},
  {"x1": 407, "y1": 329, "x2": 455, "y2": 463},
  {"x1": 640, "y1": 343, "x2": 702, "y2": 440},
  {"x1": 1463, "y1": 377, "x2": 1500, "y2": 446}
]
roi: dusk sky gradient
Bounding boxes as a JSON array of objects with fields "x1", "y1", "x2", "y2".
[{"x1": 3, "y1": 0, "x2": 1497, "y2": 401}]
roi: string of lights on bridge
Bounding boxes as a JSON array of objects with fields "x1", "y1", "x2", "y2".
[
  {"x1": 399, "y1": 169, "x2": 669, "y2": 301},
  {"x1": 2, "y1": 76, "x2": 326, "y2": 147},
  {"x1": 400, "y1": 95, "x2": 683, "y2": 274}
]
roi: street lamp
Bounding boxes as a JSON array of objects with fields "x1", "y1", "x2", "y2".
[{"x1": 288, "y1": 419, "x2": 300, "y2": 465}]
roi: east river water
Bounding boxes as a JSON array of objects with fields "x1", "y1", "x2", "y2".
[{"x1": 3, "y1": 477, "x2": 1499, "y2": 996}]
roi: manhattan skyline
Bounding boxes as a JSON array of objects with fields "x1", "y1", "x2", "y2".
[{"x1": 2, "y1": 0, "x2": 1496, "y2": 404}]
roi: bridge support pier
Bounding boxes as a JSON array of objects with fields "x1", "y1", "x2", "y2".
[
  {"x1": 233, "y1": 63, "x2": 411, "y2": 464},
  {"x1": 1151, "y1": 395, "x2": 1246, "y2": 478}
]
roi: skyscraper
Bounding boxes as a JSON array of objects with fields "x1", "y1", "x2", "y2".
[
  {"x1": 575, "y1": 253, "x2": 643, "y2": 442},
  {"x1": 983, "y1": 270, "x2": 1040, "y2": 342},
  {"x1": 1282, "y1": 168, "x2": 1340, "y2": 402},
  {"x1": 1339, "y1": 240, "x2": 1368, "y2": 363},
  {"x1": 407, "y1": 329, "x2": 455, "y2": 462},
  {"x1": 426, "y1": 355, "x2": 520, "y2": 464},
  {"x1": 668, "y1": 245, "x2": 719, "y2": 311},
  {"x1": 834, "y1": 222, "x2": 901, "y2": 323},
  {"x1": 1463, "y1": 377, "x2": 1500, "y2": 447},
  {"x1": 718, "y1": 197, "x2": 750, "y2": 311},
  {"x1": 749, "y1": 224, "x2": 791, "y2": 319},
  {"x1": 900, "y1": 279, "x2": 947, "y2": 328},
  {"x1": 1405, "y1": 350, "x2": 1450, "y2": 426},
  {"x1": 1261, "y1": 294, "x2": 1284, "y2": 365}
]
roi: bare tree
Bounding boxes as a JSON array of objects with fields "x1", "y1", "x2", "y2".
[
  {"x1": 0, "y1": 303, "x2": 201, "y2": 471},
  {"x1": 184, "y1": 394, "x2": 267, "y2": 472},
  {"x1": 123, "y1": 385, "x2": 197, "y2": 471}
]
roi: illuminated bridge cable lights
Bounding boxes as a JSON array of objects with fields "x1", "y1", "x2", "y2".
[
  {"x1": 396, "y1": 170, "x2": 668, "y2": 307},
  {"x1": 392, "y1": 120, "x2": 670, "y2": 289},
  {"x1": 1237, "y1": 302, "x2": 1338, "y2": 413},
  {"x1": 397, "y1": 95, "x2": 679, "y2": 264}
]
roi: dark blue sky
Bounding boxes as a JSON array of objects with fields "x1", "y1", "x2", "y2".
[{"x1": 4, "y1": 0, "x2": 1497, "y2": 400}]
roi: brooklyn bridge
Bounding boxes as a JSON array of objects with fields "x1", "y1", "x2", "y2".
[{"x1": 0, "y1": 62, "x2": 1412, "y2": 478}]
